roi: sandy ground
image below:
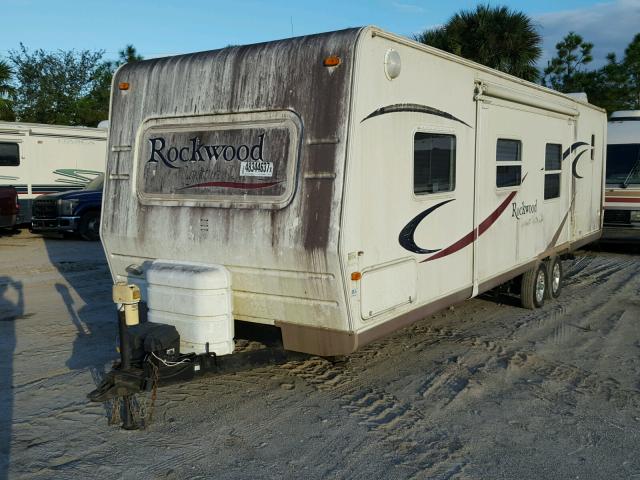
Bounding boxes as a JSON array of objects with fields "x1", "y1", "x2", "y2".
[{"x1": 1, "y1": 229, "x2": 640, "y2": 480}]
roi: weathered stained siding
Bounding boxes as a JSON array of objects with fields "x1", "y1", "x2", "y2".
[{"x1": 102, "y1": 28, "x2": 362, "y2": 330}]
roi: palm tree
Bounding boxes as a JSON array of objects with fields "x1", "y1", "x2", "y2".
[
  {"x1": 0, "y1": 60, "x2": 15, "y2": 121},
  {"x1": 415, "y1": 5, "x2": 542, "y2": 81}
]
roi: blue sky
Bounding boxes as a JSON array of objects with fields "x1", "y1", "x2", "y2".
[{"x1": 1, "y1": 0, "x2": 639, "y2": 68}]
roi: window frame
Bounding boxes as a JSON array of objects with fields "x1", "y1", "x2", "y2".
[
  {"x1": 135, "y1": 111, "x2": 301, "y2": 210},
  {"x1": 544, "y1": 142, "x2": 562, "y2": 201},
  {"x1": 0, "y1": 141, "x2": 20, "y2": 167},
  {"x1": 411, "y1": 129, "x2": 457, "y2": 199},
  {"x1": 495, "y1": 138, "x2": 523, "y2": 189}
]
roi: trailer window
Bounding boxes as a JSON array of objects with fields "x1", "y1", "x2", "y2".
[
  {"x1": 0, "y1": 142, "x2": 19, "y2": 166},
  {"x1": 413, "y1": 132, "x2": 456, "y2": 194},
  {"x1": 496, "y1": 139, "x2": 521, "y2": 187},
  {"x1": 136, "y1": 111, "x2": 301, "y2": 209},
  {"x1": 544, "y1": 143, "x2": 561, "y2": 199},
  {"x1": 606, "y1": 144, "x2": 640, "y2": 186}
]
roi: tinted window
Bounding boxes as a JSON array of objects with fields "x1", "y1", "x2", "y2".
[
  {"x1": 497, "y1": 166, "x2": 522, "y2": 187},
  {"x1": 0, "y1": 142, "x2": 19, "y2": 166},
  {"x1": 606, "y1": 144, "x2": 640, "y2": 185},
  {"x1": 496, "y1": 139, "x2": 521, "y2": 187},
  {"x1": 544, "y1": 173, "x2": 561, "y2": 200},
  {"x1": 496, "y1": 139, "x2": 521, "y2": 162},
  {"x1": 545, "y1": 144, "x2": 562, "y2": 170},
  {"x1": 544, "y1": 143, "x2": 562, "y2": 199},
  {"x1": 414, "y1": 132, "x2": 456, "y2": 194},
  {"x1": 138, "y1": 111, "x2": 301, "y2": 209}
]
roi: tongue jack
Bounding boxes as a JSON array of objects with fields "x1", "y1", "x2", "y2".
[
  {"x1": 113, "y1": 282, "x2": 141, "y2": 326},
  {"x1": 113, "y1": 283, "x2": 141, "y2": 429}
]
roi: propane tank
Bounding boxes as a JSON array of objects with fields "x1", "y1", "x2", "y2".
[{"x1": 113, "y1": 282, "x2": 141, "y2": 326}]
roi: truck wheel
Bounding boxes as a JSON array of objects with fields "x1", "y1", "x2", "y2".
[
  {"x1": 79, "y1": 211, "x2": 100, "y2": 241},
  {"x1": 520, "y1": 263, "x2": 547, "y2": 309},
  {"x1": 546, "y1": 257, "x2": 563, "y2": 299}
]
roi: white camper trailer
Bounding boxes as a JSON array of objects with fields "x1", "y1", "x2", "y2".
[
  {"x1": 603, "y1": 111, "x2": 640, "y2": 240},
  {"x1": 0, "y1": 122, "x2": 107, "y2": 222},
  {"x1": 101, "y1": 27, "x2": 606, "y2": 360}
]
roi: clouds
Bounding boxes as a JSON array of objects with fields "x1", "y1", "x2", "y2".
[{"x1": 535, "y1": 0, "x2": 640, "y2": 68}]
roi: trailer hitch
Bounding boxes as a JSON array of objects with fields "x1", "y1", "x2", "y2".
[
  {"x1": 88, "y1": 368, "x2": 146, "y2": 402},
  {"x1": 88, "y1": 305, "x2": 308, "y2": 429}
]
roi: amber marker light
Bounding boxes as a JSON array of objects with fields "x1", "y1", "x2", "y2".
[
  {"x1": 351, "y1": 272, "x2": 362, "y2": 281},
  {"x1": 323, "y1": 55, "x2": 341, "y2": 67},
  {"x1": 118, "y1": 82, "x2": 130, "y2": 91}
]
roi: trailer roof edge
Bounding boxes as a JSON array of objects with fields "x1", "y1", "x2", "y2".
[{"x1": 367, "y1": 26, "x2": 607, "y2": 115}]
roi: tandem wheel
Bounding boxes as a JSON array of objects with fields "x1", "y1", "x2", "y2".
[
  {"x1": 520, "y1": 262, "x2": 547, "y2": 309},
  {"x1": 545, "y1": 257, "x2": 563, "y2": 299}
]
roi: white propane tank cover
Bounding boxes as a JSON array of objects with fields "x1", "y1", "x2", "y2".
[
  {"x1": 384, "y1": 49, "x2": 401, "y2": 80},
  {"x1": 146, "y1": 260, "x2": 234, "y2": 356},
  {"x1": 146, "y1": 260, "x2": 230, "y2": 290}
]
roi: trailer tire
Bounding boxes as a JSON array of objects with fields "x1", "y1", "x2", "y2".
[
  {"x1": 79, "y1": 211, "x2": 100, "y2": 241},
  {"x1": 520, "y1": 263, "x2": 547, "y2": 309},
  {"x1": 546, "y1": 257, "x2": 563, "y2": 299}
]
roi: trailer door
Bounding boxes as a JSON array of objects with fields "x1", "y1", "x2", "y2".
[
  {"x1": 474, "y1": 92, "x2": 574, "y2": 287},
  {"x1": 355, "y1": 104, "x2": 476, "y2": 320}
]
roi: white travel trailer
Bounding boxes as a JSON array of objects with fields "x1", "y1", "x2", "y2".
[
  {"x1": 603, "y1": 111, "x2": 640, "y2": 240},
  {"x1": 0, "y1": 122, "x2": 107, "y2": 222},
  {"x1": 101, "y1": 27, "x2": 606, "y2": 359}
]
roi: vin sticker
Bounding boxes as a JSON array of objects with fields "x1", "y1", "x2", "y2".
[{"x1": 240, "y1": 161, "x2": 274, "y2": 177}]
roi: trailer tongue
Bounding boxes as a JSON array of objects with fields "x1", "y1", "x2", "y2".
[{"x1": 89, "y1": 272, "x2": 305, "y2": 429}]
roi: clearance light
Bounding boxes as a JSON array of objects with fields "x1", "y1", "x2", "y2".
[
  {"x1": 323, "y1": 55, "x2": 341, "y2": 67},
  {"x1": 351, "y1": 272, "x2": 362, "y2": 281},
  {"x1": 119, "y1": 82, "x2": 130, "y2": 91}
]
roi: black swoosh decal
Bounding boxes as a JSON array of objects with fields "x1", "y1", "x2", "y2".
[
  {"x1": 398, "y1": 199, "x2": 454, "y2": 254},
  {"x1": 362, "y1": 103, "x2": 471, "y2": 128},
  {"x1": 562, "y1": 141, "x2": 589, "y2": 161},
  {"x1": 399, "y1": 174, "x2": 528, "y2": 259},
  {"x1": 571, "y1": 149, "x2": 588, "y2": 179}
]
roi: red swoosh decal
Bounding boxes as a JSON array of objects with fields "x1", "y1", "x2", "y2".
[
  {"x1": 422, "y1": 174, "x2": 527, "y2": 263},
  {"x1": 422, "y1": 190, "x2": 517, "y2": 263},
  {"x1": 605, "y1": 197, "x2": 640, "y2": 203},
  {"x1": 179, "y1": 181, "x2": 281, "y2": 190}
]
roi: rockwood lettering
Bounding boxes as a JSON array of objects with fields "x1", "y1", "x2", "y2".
[{"x1": 147, "y1": 134, "x2": 265, "y2": 169}]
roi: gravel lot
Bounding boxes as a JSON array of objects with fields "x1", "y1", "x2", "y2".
[{"x1": 1, "y1": 230, "x2": 639, "y2": 480}]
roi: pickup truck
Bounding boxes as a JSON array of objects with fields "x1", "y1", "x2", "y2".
[
  {"x1": 31, "y1": 174, "x2": 103, "y2": 240},
  {"x1": 0, "y1": 186, "x2": 19, "y2": 229}
]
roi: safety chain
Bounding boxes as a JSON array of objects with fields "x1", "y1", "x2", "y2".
[
  {"x1": 145, "y1": 360, "x2": 160, "y2": 426},
  {"x1": 132, "y1": 359, "x2": 160, "y2": 429},
  {"x1": 109, "y1": 397, "x2": 122, "y2": 426},
  {"x1": 107, "y1": 359, "x2": 160, "y2": 429}
]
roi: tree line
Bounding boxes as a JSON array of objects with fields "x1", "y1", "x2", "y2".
[
  {"x1": 0, "y1": 5, "x2": 638, "y2": 127},
  {"x1": 0, "y1": 45, "x2": 142, "y2": 126},
  {"x1": 416, "y1": 5, "x2": 640, "y2": 113}
]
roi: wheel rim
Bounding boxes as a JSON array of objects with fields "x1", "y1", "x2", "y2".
[
  {"x1": 552, "y1": 262, "x2": 561, "y2": 294},
  {"x1": 535, "y1": 269, "x2": 546, "y2": 304},
  {"x1": 88, "y1": 216, "x2": 99, "y2": 237}
]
